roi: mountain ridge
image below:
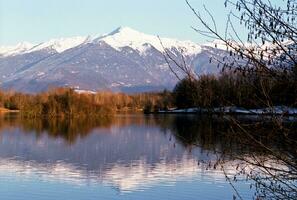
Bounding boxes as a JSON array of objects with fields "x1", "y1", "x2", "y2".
[
  {"x1": 0, "y1": 27, "x2": 202, "y2": 57},
  {"x1": 0, "y1": 27, "x2": 224, "y2": 93}
]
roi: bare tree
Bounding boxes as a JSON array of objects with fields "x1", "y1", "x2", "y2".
[
  {"x1": 186, "y1": 0, "x2": 297, "y2": 77},
  {"x1": 180, "y1": 0, "x2": 297, "y2": 199}
]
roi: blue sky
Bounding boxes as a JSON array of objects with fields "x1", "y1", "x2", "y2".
[{"x1": 0, "y1": 0, "x2": 281, "y2": 45}]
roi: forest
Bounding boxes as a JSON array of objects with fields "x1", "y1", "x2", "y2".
[
  {"x1": 0, "y1": 67, "x2": 296, "y2": 118},
  {"x1": 173, "y1": 70, "x2": 297, "y2": 109},
  {"x1": 0, "y1": 88, "x2": 170, "y2": 117}
]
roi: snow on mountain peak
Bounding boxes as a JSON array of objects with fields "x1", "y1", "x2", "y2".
[
  {"x1": 99, "y1": 27, "x2": 202, "y2": 55},
  {"x1": 0, "y1": 36, "x2": 91, "y2": 57},
  {"x1": 28, "y1": 36, "x2": 91, "y2": 53},
  {"x1": 108, "y1": 26, "x2": 140, "y2": 36},
  {"x1": 0, "y1": 42, "x2": 34, "y2": 56},
  {"x1": 0, "y1": 27, "x2": 202, "y2": 57}
]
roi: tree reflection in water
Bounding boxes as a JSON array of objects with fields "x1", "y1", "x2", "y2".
[
  {"x1": 0, "y1": 113, "x2": 295, "y2": 199},
  {"x1": 155, "y1": 114, "x2": 297, "y2": 200},
  {"x1": 0, "y1": 113, "x2": 113, "y2": 144}
]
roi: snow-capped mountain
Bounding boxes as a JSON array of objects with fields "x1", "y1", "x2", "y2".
[
  {"x1": 99, "y1": 27, "x2": 202, "y2": 55},
  {"x1": 0, "y1": 42, "x2": 35, "y2": 57},
  {"x1": 0, "y1": 27, "x2": 225, "y2": 93}
]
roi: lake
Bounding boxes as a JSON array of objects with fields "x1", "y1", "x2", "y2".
[{"x1": 0, "y1": 114, "x2": 291, "y2": 200}]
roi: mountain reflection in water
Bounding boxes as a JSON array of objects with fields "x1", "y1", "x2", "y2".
[{"x1": 0, "y1": 114, "x2": 290, "y2": 199}]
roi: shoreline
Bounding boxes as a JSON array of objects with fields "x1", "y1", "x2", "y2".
[{"x1": 153, "y1": 106, "x2": 297, "y2": 116}]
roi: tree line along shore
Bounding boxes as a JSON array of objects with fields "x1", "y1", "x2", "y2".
[
  {"x1": 0, "y1": 88, "x2": 166, "y2": 118},
  {"x1": 0, "y1": 70, "x2": 296, "y2": 118}
]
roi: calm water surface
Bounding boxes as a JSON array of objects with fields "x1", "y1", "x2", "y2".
[{"x1": 0, "y1": 114, "x2": 254, "y2": 200}]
